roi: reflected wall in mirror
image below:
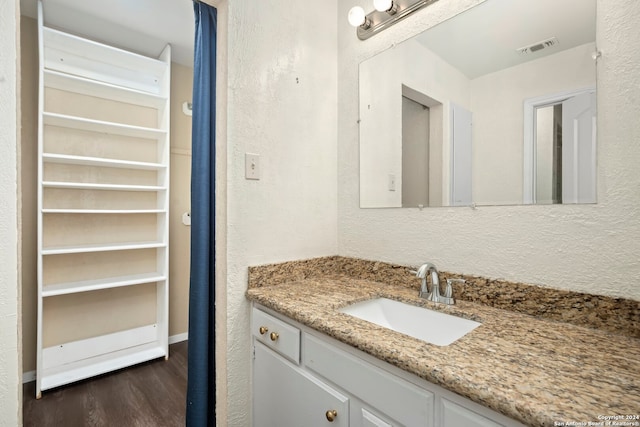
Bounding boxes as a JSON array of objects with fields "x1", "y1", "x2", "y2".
[{"x1": 359, "y1": 0, "x2": 597, "y2": 208}]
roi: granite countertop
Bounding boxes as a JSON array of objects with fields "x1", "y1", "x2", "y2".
[{"x1": 246, "y1": 275, "x2": 640, "y2": 427}]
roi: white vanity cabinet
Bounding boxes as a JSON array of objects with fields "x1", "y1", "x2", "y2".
[{"x1": 251, "y1": 306, "x2": 525, "y2": 427}]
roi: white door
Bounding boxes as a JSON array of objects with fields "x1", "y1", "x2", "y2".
[
  {"x1": 450, "y1": 103, "x2": 473, "y2": 206},
  {"x1": 562, "y1": 91, "x2": 596, "y2": 203},
  {"x1": 254, "y1": 343, "x2": 349, "y2": 427}
]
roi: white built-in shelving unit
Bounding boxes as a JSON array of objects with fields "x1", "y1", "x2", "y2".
[{"x1": 36, "y1": 1, "x2": 171, "y2": 398}]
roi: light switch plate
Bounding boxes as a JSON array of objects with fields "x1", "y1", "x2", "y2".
[
  {"x1": 245, "y1": 153, "x2": 260, "y2": 180},
  {"x1": 388, "y1": 174, "x2": 396, "y2": 191}
]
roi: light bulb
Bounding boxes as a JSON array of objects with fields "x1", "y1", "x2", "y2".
[
  {"x1": 373, "y1": 0, "x2": 393, "y2": 12},
  {"x1": 348, "y1": 6, "x2": 366, "y2": 27}
]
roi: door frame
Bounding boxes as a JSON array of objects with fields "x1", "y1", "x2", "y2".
[{"x1": 522, "y1": 86, "x2": 596, "y2": 204}]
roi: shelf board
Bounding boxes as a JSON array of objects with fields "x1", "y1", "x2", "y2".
[
  {"x1": 43, "y1": 112, "x2": 166, "y2": 140},
  {"x1": 43, "y1": 181, "x2": 165, "y2": 192},
  {"x1": 43, "y1": 26, "x2": 168, "y2": 96},
  {"x1": 42, "y1": 209, "x2": 165, "y2": 214},
  {"x1": 43, "y1": 153, "x2": 165, "y2": 170},
  {"x1": 41, "y1": 344, "x2": 165, "y2": 391},
  {"x1": 44, "y1": 69, "x2": 167, "y2": 109},
  {"x1": 42, "y1": 241, "x2": 166, "y2": 255},
  {"x1": 43, "y1": 272, "x2": 166, "y2": 297},
  {"x1": 43, "y1": 27, "x2": 168, "y2": 72},
  {"x1": 41, "y1": 324, "x2": 166, "y2": 391}
]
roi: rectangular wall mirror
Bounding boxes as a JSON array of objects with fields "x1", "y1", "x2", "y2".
[{"x1": 359, "y1": 0, "x2": 597, "y2": 208}]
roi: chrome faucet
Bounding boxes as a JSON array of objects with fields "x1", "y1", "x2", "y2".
[{"x1": 410, "y1": 263, "x2": 458, "y2": 305}]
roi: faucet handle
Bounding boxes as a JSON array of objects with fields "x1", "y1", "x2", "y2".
[
  {"x1": 409, "y1": 269, "x2": 418, "y2": 276},
  {"x1": 444, "y1": 282, "x2": 453, "y2": 298},
  {"x1": 440, "y1": 278, "x2": 465, "y2": 305},
  {"x1": 445, "y1": 279, "x2": 465, "y2": 297}
]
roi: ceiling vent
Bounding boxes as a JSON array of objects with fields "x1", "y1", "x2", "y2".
[{"x1": 516, "y1": 37, "x2": 559, "y2": 55}]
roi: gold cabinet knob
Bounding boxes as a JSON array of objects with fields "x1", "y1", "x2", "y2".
[
  {"x1": 325, "y1": 410, "x2": 337, "y2": 422},
  {"x1": 269, "y1": 332, "x2": 279, "y2": 341},
  {"x1": 259, "y1": 326, "x2": 268, "y2": 335}
]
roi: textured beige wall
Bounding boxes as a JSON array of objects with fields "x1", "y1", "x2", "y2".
[
  {"x1": 224, "y1": 0, "x2": 338, "y2": 425},
  {"x1": 1, "y1": 0, "x2": 22, "y2": 424},
  {"x1": 337, "y1": 0, "x2": 640, "y2": 299},
  {"x1": 19, "y1": 16, "x2": 193, "y2": 373},
  {"x1": 20, "y1": 12, "x2": 38, "y2": 386},
  {"x1": 168, "y1": 62, "x2": 193, "y2": 339}
]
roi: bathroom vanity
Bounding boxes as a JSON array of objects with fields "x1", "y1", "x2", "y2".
[
  {"x1": 246, "y1": 262, "x2": 640, "y2": 427},
  {"x1": 252, "y1": 305, "x2": 525, "y2": 427}
]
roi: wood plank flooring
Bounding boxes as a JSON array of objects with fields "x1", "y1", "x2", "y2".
[{"x1": 23, "y1": 341, "x2": 188, "y2": 427}]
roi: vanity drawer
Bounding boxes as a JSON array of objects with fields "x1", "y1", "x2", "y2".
[
  {"x1": 252, "y1": 307, "x2": 300, "y2": 364},
  {"x1": 305, "y1": 334, "x2": 435, "y2": 427}
]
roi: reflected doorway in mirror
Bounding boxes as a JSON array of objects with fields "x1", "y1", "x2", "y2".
[{"x1": 523, "y1": 87, "x2": 596, "y2": 205}]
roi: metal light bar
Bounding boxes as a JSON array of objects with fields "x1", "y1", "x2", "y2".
[{"x1": 355, "y1": 0, "x2": 440, "y2": 40}]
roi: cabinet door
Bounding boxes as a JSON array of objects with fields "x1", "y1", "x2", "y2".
[
  {"x1": 254, "y1": 342, "x2": 349, "y2": 427},
  {"x1": 360, "y1": 408, "x2": 393, "y2": 427},
  {"x1": 441, "y1": 398, "x2": 505, "y2": 427}
]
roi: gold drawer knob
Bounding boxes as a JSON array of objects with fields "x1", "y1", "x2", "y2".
[
  {"x1": 269, "y1": 332, "x2": 279, "y2": 341},
  {"x1": 325, "y1": 410, "x2": 337, "y2": 422},
  {"x1": 259, "y1": 326, "x2": 268, "y2": 335}
]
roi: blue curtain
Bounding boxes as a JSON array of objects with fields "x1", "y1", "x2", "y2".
[{"x1": 187, "y1": 2, "x2": 217, "y2": 426}]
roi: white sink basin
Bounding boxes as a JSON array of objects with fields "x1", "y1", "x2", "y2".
[{"x1": 338, "y1": 298, "x2": 481, "y2": 346}]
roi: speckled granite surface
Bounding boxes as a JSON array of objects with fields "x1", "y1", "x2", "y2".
[
  {"x1": 248, "y1": 256, "x2": 640, "y2": 338},
  {"x1": 246, "y1": 277, "x2": 640, "y2": 427}
]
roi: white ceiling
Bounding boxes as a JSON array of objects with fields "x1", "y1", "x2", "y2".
[
  {"x1": 20, "y1": 0, "x2": 195, "y2": 67},
  {"x1": 416, "y1": 0, "x2": 596, "y2": 79}
]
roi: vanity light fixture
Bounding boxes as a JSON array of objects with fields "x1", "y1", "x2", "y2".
[
  {"x1": 348, "y1": 0, "x2": 439, "y2": 40},
  {"x1": 348, "y1": 6, "x2": 370, "y2": 28},
  {"x1": 373, "y1": 0, "x2": 398, "y2": 13}
]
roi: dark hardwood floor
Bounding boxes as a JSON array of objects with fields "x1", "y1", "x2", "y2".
[{"x1": 23, "y1": 341, "x2": 188, "y2": 427}]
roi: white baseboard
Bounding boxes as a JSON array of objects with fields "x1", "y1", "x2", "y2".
[
  {"x1": 169, "y1": 332, "x2": 188, "y2": 344},
  {"x1": 23, "y1": 332, "x2": 189, "y2": 384},
  {"x1": 23, "y1": 370, "x2": 36, "y2": 384}
]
